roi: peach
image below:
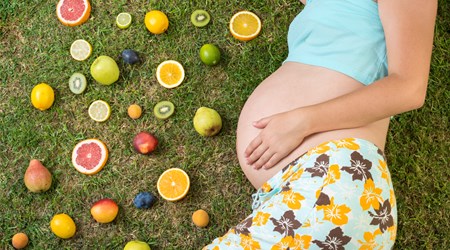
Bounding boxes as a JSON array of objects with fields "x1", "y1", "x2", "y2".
[{"x1": 133, "y1": 132, "x2": 158, "y2": 155}]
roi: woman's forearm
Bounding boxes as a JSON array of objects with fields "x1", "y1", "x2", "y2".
[{"x1": 301, "y1": 73, "x2": 428, "y2": 136}]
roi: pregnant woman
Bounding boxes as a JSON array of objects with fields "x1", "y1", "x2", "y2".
[{"x1": 206, "y1": 0, "x2": 437, "y2": 249}]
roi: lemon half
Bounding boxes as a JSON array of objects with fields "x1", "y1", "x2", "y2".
[
  {"x1": 70, "y1": 39, "x2": 92, "y2": 61},
  {"x1": 88, "y1": 100, "x2": 111, "y2": 122}
]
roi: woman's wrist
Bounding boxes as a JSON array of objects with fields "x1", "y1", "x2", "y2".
[{"x1": 292, "y1": 106, "x2": 317, "y2": 138}]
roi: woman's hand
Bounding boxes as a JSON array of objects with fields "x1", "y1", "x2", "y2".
[{"x1": 244, "y1": 109, "x2": 309, "y2": 170}]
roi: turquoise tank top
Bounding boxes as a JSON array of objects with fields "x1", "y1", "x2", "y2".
[{"x1": 285, "y1": 0, "x2": 387, "y2": 85}]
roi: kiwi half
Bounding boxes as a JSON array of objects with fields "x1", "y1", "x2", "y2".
[
  {"x1": 191, "y1": 9, "x2": 210, "y2": 27},
  {"x1": 154, "y1": 101, "x2": 175, "y2": 120},
  {"x1": 69, "y1": 72, "x2": 87, "y2": 94}
]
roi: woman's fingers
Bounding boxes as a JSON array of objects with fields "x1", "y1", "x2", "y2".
[
  {"x1": 252, "y1": 150, "x2": 276, "y2": 169},
  {"x1": 252, "y1": 116, "x2": 270, "y2": 129},
  {"x1": 263, "y1": 153, "x2": 284, "y2": 169},
  {"x1": 245, "y1": 111, "x2": 306, "y2": 170},
  {"x1": 245, "y1": 141, "x2": 268, "y2": 165},
  {"x1": 244, "y1": 136, "x2": 262, "y2": 157}
]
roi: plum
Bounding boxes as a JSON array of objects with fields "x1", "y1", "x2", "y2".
[
  {"x1": 134, "y1": 192, "x2": 157, "y2": 209},
  {"x1": 121, "y1": 49, "x2": 140, "y2": 64}
]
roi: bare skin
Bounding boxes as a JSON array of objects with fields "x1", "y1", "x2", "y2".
[
  {"x1": 238, "y1": 0, "x2": 437, "y2": 189},
  {"x1": 237, "y1": 63, "x2": 390, "y2": 188}
]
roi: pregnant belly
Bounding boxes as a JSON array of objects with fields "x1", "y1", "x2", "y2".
[{"x1": 236, "y1": 62, "x2": 390, "y2": 189}]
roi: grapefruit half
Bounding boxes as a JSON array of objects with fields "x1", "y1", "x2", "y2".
[
  {"x1": 56, "y1": 0, "x2": 91, "y2": 27},
  {"x1": 72, "y1": 139, "x2": 108, "y2": 175}
]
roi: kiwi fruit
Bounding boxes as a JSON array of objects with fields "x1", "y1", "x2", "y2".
[
  {"x1": 154, "y1": 101, "x2": 175, "y2": 120},
  {"x1": 69, "y1": 72, "x2": 87, "y2": 94},
  {"x1": 190, "y1": 9, "x2": 210, "y2": 27}
]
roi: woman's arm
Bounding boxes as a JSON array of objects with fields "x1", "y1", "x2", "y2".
[{"x1": 245, "y1": 0, "x2": 438, "y2": 169}]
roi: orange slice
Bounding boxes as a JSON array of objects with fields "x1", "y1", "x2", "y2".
[
  {"x1": 72, "y1": 139, "x2": 108, "y2": 175},
  {"x1": 229, "y1": 11, "x2": 262, "y2": 41},
  {"x1": 157, "y1": 168, "x2": 190, "y2": 201},
  {"x1": 56, "y1": 0, "x2": 91, "y2": 27},
  {"x1": 156, "y1": 60, "x2": 185, "y2": 89}
]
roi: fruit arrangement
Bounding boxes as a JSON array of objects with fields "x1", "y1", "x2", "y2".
[{"x1": 18, "y1": 1, "x2": 263, "y2": 248}]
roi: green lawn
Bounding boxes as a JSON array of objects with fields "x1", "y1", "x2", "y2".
[{"x1": 1, "y1": 0, "x2": 449, "y2": 249}]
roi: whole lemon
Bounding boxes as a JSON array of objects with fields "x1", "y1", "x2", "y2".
[
  {"x1": 144, "y1": 10, "x2": 169, "y2": 34},
  {"x1": 50, "y1": 213, "x2": 76, "y2": 239},
  {"x1": 30, "y1": 83, "x2": 54, "y2": 111},
  {"x1": 192, "y1": 209, "x2": 209, "y2": 228}
]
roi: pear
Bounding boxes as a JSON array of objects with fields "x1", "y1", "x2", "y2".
[
  {"x1": 193, "y1": 107, "x2": 222, "y2": 136},
  {"x1": 24, "y1": 159, "x2": 52, "y2": 193}
]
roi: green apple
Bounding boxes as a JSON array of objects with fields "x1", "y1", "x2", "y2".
[
  {"x1": 90, "y1": 55, "x2": 120, "y2": 85},
  {"x1": 124, "y1": 240, "x2": 151, "y2": 250},
  {"x1": 193, "y1": 107, "x2": 222, "y2": 136}
]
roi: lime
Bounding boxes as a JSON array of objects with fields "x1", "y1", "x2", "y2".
[
  {"x1": 199, "y1": 44, "x2": 221, "y2": 66},
  {"x1": 88, "y1": 100, "x2": 111, "y2": 122},
  {"x1": 116, "y1": 12, "x2": 132, "y2": 29},
  {"x1": 70, "y1": 39, "x2": 92, "y2": 61}
]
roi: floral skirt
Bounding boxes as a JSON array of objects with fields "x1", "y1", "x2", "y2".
[{"x1": 204, "y1": 138, "x2": 397, "y2": 249}]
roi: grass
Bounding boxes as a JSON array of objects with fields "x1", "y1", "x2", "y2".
[{"x1": 0, "y1": 0, "x2": 448, "y2": 249}]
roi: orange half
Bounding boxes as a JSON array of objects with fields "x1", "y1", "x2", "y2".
[
  {"x1": 229, "y1": 11, "x2": 262, "y2": 41},
  {"x1": 156, "y1": 60, "x2": 185, "y2": 89},
  {"x1": 157, "y1": 168, "x2": 190, "y2": 201}
]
